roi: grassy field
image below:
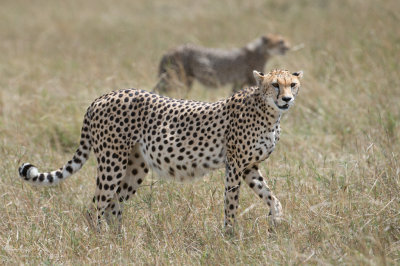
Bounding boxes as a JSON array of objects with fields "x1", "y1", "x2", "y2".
[{"x1": 1, "y1": 0, "x2": 399, "y2": 264}]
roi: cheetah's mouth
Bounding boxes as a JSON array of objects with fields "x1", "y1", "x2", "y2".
[
  {"x1": 277, "y1": 104, "x2": 289, "y2": 110},
  {"x1": 280, "y1": 47, "x2": 290, "y2": 55}
]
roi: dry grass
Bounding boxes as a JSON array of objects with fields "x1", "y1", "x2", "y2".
[{"x1": 1, "y1": 0, "x2": 399, "y2": 264}]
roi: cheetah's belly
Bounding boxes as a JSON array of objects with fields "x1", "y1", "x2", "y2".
[{"x1": 138, "y1": 142, "x2": 226, "y2": 182}]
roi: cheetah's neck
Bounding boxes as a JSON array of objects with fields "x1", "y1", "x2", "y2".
[{"x1": 251, "y1": 93, "x2": 282, "y2": 129}]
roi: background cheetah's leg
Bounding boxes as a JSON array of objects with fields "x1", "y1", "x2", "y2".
[
  {"x1": 104, "y1": 144, "x2": 149, "y2": 229},
  {"x1": 195, "y1": 67, "x2": 219, "y2": 87},
  {"x1": 157, "y1": 59, "x2": 191, "y2": 92},
  {"x1": 246, "y1": 72, "x2": 257, "y2": 87},
  {"x1": 232, "y1": 82, "x2": 246, "y2": 93},
  {"x1": 224, "y1": 162, "x2": 242, "y2": 232},
  {"x1": 153, "y1": 73, "x2": 169, "y2": 93},
  {"x1": 192, "y1": 59, "x2": 219, "y2": 88},
  {"x1": 242, "y1": 164, "x2": 283, "y2": 224},
  {"x1": 90, "y1": 148, "x2": 129, "y2": 231},
  {"x1": 185, "y1": 75, "x2": 194, "y2": 89}
]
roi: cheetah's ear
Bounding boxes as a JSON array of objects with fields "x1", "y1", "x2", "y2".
[
  {"x1": 292, "y1": 71, "x2": 303, "y2": 79},
  {"x1": 253, "y1": 70, "x2": 264, "y2": 86}
]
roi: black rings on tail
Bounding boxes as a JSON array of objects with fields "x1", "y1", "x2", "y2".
[
  {"x1": 19, "y1": 163, "x2": 39, "y2": 181},
  {"x1": 18, "y1": 162, "x2": 71, "y2": 186}
]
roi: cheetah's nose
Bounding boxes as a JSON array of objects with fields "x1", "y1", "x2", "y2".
[{"x1": 282, "y1": 97, "x2": 292, "y2": 102}]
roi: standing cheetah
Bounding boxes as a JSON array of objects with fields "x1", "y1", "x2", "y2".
[
  {"x1": 19, "y1": 69, "x2": 303, "y2": 232},
  {"x1": 155, "y1": 35, "x2": 290, "y2": 93}
]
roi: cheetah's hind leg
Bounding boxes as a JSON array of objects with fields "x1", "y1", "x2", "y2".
[{"x1": 103, "y1": 144, "x2": 149, "y2": 232}]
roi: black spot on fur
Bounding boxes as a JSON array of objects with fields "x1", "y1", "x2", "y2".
[{"x1": 66, "y1": 166, "x2": 73, "y2": 174}]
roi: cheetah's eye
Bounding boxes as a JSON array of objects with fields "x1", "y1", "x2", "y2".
[
  {"x1": 291, "y1": 83, "x2": 297, "y2": 88},
  {"x1": 272, "y1": 83, "x2": 279, "y2": 89}
]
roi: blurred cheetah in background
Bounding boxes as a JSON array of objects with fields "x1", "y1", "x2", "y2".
[
  {"x1": 155, "y1": 34, "x2": 290, "y2": 93},
  {"x1": 19, "y1": 69, "x2": 303, "y2": 233}
]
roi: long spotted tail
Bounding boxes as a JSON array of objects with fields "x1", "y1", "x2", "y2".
[{"x1": 18, "y1": 113, "x2": 92, "y2": 186}]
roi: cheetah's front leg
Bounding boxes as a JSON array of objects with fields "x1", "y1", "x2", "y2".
[
  {"x1": 242, "y1": 164, "x2": 283, "y2": 225},
  {"x1": 224, "y1": 162, "x2": 242, "y2": 232}
]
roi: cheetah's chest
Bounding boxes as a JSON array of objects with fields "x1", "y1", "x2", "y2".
[{"x1": 255, "y1": 130, "x2": 278, "y2": 162}]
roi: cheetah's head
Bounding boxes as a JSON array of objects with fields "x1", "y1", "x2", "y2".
[
  {"x1": 262, "y1": 34, "x2": 290, "y2": 55},
  {"x1": 253, "y1": 69, "x2": 303, "y2": 112}
]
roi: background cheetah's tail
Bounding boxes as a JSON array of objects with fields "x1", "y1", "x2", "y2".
[{"x1": 18, "y1": 112, "x2": 92, "y2": 186}]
